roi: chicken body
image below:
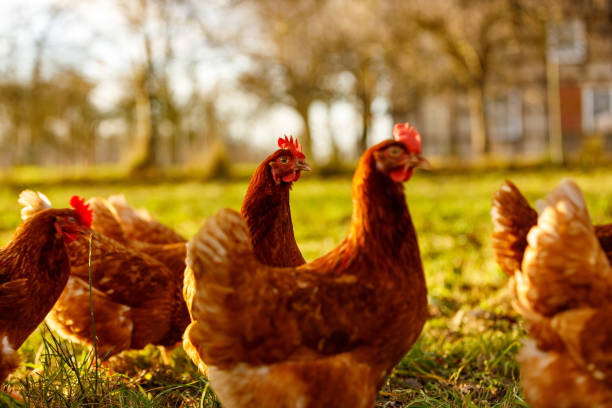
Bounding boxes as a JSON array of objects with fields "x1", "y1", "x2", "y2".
[
  {"x1": 184, "y1": 139, "x2": 428, "y2": 407},
  {"x1": 0, "y1": 198, "x2": 89, "y2": 382},
  {"x1": 493, "y1": 180, "x2": 612, "y2": 407},
  {"x1": 45, "y1": 230, "x2": 187, "y2": 357}
]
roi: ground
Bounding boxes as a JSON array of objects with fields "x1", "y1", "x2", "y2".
[{"x1": 0, "y1": 166, "x2": 610, "y2": 407}]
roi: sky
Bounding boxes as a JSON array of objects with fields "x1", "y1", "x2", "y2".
[{"x1": 0, "y1": 0, "x2": 394, "y2": 160}]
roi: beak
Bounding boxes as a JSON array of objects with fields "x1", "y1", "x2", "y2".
[
  {"x1": 402, "y1": 153, "x2": 430, "y2": 170},
  {"x1": 296, "y1": 161, "x2": 312, "y2": 172}
]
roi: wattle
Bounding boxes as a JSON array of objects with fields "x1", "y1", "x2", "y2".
[
  {"x1": 282, "y1": 171, "x2": 300, "y2": 183},
  {"x1": 390, "y1": 167, "x2": 414, "y2": 182}
]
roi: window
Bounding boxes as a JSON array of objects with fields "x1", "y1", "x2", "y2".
[
  {"x1": 547, "y1": 19, "x2": 587, "y2": 64},
  {"x1": 582, "y1": 87, "x2": 612, "y2": 133},
  {"x1": 487, "y1": 89, "x2": 523, "y2": 142}
]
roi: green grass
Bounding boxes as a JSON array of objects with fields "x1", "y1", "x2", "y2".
[{"x1": 1, "y1": 167, "x2": 611, "y2": 407}]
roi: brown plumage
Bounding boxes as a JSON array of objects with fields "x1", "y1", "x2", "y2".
[
  {"x1": 183, "y1": 134, "x2": 429, "y2": 408},
  {"x1": 241, "y1": 148, "x2": 310, "y2": 267},
  {"x1": 494, "y1": 180, "x2": 612, "y2": 407},
  {"x1": 45, "y1": 221, "x2": 189, "y2": 358},
  {"x1": 0, "y1": 191, "x2": 90, "y2": 381},
  {"x1": 87, "y1": 196, "x2": 189, "y2": 308},
  {"x1": 491, "y1": 180, "x2": 612, "y2": 275}
]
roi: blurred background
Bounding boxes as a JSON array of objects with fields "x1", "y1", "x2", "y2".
[
  {"x1": 1, "y1": 3, "x2": 611, "y2": 404},
  {"x1": 0, "y1": 0, "x2": 611, "y2": 177}
]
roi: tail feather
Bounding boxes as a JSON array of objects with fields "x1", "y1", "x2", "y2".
[
  {"x1": 18, "y1": 190, "x2": 52, "y2": 220},
  {"x1": 519, "y1": 179, "x2": 612, "y2": 316},
  {"x1": 186, "y1": 208, "x2": 252, "y2": 281},
  {"x1": 107, "y1": 194, "x2": 185, "y2": 244},
  {"x1": 107, "y1": 194, "x2": 150, "y2": 223},
  {"x1": 87, "y1": 198, "x2": 127, "y2": 243},
  {"x1": 184, "y1": 208, "x2": 255, "y2": 369},
  {"x1": 491, "y1": 181, "x2": 538, "y2": 275}
]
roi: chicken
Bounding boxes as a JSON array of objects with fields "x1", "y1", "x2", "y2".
[
  {"x1": 241, "y1": 135, "x2": 311, "y2": 267},
  {"x1": 0, "y1": 191, "x2": 91, "y2": 382},
  {"x1": 11, "y1": 192, "x2": 186, "y2": 358},
  {"x1": 495, "y1": 180, "x2": 612, "y2": 407},
  {"x1": 183, "y1": 123, "x2": 429, "y2": 408},
  {"x1": 491, "y1": 179, "x2": 612, "y2": 275},
  {"x1": 183, "y1": 135, "x2": 311, "y2": 371}
]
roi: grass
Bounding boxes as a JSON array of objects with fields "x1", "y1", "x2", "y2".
[{"x1": 1, "y1": 166, "x2": 611, "y2": 407}]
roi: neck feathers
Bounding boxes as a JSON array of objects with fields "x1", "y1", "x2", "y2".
[
  {"x1": 348, "y1": 152, "x2": 414, "y2": 249},
  {"x1": 241, "y1": 161, "x2": 304, "y2": 267},
  {"x1": 3, "y1": 210, "x2": 70, "y2": 281}
]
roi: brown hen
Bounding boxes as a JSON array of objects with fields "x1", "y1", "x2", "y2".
[
  {"x1": 0, "y1": 191, "x2": 91, "y2": 381},
  {"x1": 183, "y1": 123, "x2": 429, "y2": 408},
  {"x1": 495, "y1": 180, "x2": 612, "y2": 407},
  {"x1": 183, "y1": 135, "x2": 311, "y2": 371}
]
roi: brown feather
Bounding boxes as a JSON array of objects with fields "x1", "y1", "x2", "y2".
[
  {"x1": 47, "y1": 230, "x2": 185, "y2": 355},
  {"x1": 491, "y1": 180, "x2": 538, "y2": 275},
  {"x1": 106, "y1": 195, "x2": 186, "y2": 244}
]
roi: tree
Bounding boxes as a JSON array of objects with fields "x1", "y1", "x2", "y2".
[
  {"x1": 235, "y1": 0, "x2": 340, "y2": 160},
  {"x1": 117, "y1": 0, "x2": 215, "y2": 173},
  {"x1": 393, "y1": 0, "x2": 556, "y2": 160}
]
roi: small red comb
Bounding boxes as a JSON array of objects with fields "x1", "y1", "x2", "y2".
[
  {"x1": 393, "y1": 122, "x2": 422, "y2": 154},
  {"x1": 69, "y1": 196, "x2": 92, "y2": 228},
  {"x1": 278, "y1": 135, "x2": 306, "y2": 160}
]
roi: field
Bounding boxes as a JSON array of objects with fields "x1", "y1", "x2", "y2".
[{"x1": 1, "y1": 167, "x2": 611, "y2": 407}]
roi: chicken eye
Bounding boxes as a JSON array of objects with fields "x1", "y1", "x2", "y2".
[
  {"x1": 68, "y1": 217, "x2": 76, "y2": 223},
  {"x1": 387, "y1": 146, "x2": 402, "y2": 156},
  {"x1": 279, "y1": 156, "x2": 289, "y2": 164}
]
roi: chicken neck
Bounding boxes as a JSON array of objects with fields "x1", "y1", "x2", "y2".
[
  {"x1": 241, "y1": 160, "x2": 305, "y2": 267},
  {"x1": 347, "y1": 152, "x2": 418, "y2": 254}
]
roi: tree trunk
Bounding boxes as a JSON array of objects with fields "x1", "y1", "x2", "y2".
[
  {"x1": 467, "y1": 84, "x2": 488, "y2": 160},
  {"x1": 129, "y1": 35, "x2": 160, "y2": 174},
  {"x1": 357, "y1": 96, "x2": 372, "y2": 155},
  {"x1": 546, "y1": 59, "x2": 563, "y2": 164},
  {"x1": 129, "y1": 82, "x2": 159, "y2": 173},
  {"x1": 295, "y1": 104, "x2": 314, "y2": 161},
  {"x1": 447, "y1": 95, "x2": 458, "y2": 158},
  {"x1": 356, "y1": 71, "x2": 374, "y2": 155}
]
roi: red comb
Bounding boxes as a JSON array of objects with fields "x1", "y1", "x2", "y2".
[
  {"x1": 69, "y1": 196, "x2": 92, "y2": 228},
  {"x1": 278, "y1": 135, "x2": 306, "y2": 160},
  {"x1": 393, "y1": 122, "x2": 422, "y2": 154}
]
